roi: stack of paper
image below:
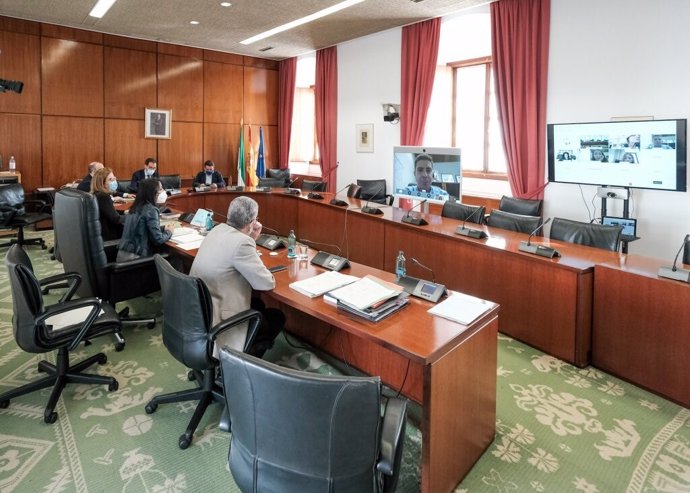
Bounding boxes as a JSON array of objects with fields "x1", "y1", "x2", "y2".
[
  {"x1": 326, "y1": 275, "x2": 408, "y2": 322},
  {"x1": 289, "y1": 271, "x2": 358, "y2": 298},
  {"x1": 169, "y1": 227, "x2": 206, "y2": 250},
  {"x1": 427, "y1": 293, "x2": 492, "y2": 325}
]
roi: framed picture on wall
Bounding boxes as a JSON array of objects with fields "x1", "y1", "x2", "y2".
[
  {"x1": 145, "y1": 108, "x2": 172, "y2": 139},
  {"x1": 356, "y1": 124, "x2": 374, "y2": 153}
]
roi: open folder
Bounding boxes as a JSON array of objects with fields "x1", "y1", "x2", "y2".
[{"x1": 289, "y1": 271, "x2": 358, "y2": 298}]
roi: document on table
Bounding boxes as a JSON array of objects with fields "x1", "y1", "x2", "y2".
[
  {"x1": 289, "y1": 271, "x2": 358, "y2": 298},
  {"x1": 327, "y1": 275, "x2": 400, "y2": 311},
  {"x1": 427, "y1": 292, "x2": 492, "y2": 326}
]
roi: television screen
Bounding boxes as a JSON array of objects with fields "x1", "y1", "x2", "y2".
[
  {"x1": 393, "y1": 146, "x2": 462, "y2": 204},
  {"x1": 547, "y1": 119, "x2": 687, "y2": 192}
]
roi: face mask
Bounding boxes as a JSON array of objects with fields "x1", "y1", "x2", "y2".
[
  {"x1": 205, "y1": 170, "x2": 213, "y2": 176},
  {"x1": 109, "y1": 180, "x2": 118, "y2": 193},
  {"x1": 156, "y1": 191, "x2": 167, "y2": 205},
  {"x1": 145, "y1": 168, "x2": 155, "y2": 177}
]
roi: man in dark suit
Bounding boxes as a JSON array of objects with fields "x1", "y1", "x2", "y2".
[
  {"x1": 129, "y1": 157, "x2": 159, "y2": 193},
  {"x1": 76, "y1": 161, "x2": 104, "y2": 192},
  {"x1": 193, "y1": 160, "x2": 226, "y2": 189}
]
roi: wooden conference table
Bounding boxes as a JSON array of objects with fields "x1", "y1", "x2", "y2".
[
  {"x1": 168, "y1": 187, "x2": 623, "y2": 367},
  {"x1": 165, "y1": 219, "x2": 500, "y2": 493}
]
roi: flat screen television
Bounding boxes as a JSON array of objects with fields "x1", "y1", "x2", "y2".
[
  {"x1": 393, "y1": 146, "x2": 462, "y2": 204},
  {"x1": 547, "y1": 119, "x2": 687, "y2": 192}
]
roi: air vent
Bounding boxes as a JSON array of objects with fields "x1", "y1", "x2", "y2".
[{"x1": 259, "y1": 46, "x2": 273, "y2": 52}]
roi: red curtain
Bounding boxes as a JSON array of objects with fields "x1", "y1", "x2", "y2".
[
  {"x1": 491, "y1": 0, "x2": 550, "y2": 199},
  {"x1": 400, "y1": 18, "x2": 441, "y2": 146},
  {"x1": 278, "y1": 57, "x2": 296, "y2": 170},
  {"x1": 315, "y1": 47, "x2": 338, "y2": 192}
]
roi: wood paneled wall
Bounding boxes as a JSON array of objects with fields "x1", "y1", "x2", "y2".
[{"x1": 0, "y1": 16, "x2": 279, "y2": 192}]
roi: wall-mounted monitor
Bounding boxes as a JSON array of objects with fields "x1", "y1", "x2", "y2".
[
  {"x1": 547, "y1": 119, "x2": 687, "y2": 192},
  {"x1": 393, "y1": 146, "x2": 462, "y2": 204}
]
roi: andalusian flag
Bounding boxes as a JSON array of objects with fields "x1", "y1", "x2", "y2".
[
  {"x1": 236, "y1": 121, "x2": 245, "y2": 186},
  {"x1": 247, "y1": 124, "x2": 258, "y2": 187},
  {"x1": 256, "y1": 127, "x2": 266, "y2": 179}
]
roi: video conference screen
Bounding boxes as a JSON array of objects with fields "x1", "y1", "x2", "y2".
[{"x1": 393, "y1": 146, "x2": 462, "y2": 204}]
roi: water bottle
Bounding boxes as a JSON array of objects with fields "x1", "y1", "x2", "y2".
[
  {"x1": 205, "y1": 211, "x2": 214, "y2": 231},
  {"x1": 8, "y1": 155, "x2": 16, "y2": 171},
  {"x1": 287, "y1": 230, "x2": 297, "y2": 258},
  {"x1": 396, "y1": 250, "x2": 406, "y2": 280}
]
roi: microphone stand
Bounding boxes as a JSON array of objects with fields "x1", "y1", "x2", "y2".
[
  {"x1": 658, "y1": 234, "x2": 690, "y2": 282},
  {"x1": 518, "y1": 218, "x2": 560, "y2": 258},
  {"x1": 361, "y1": 185, "x2": 385, "y2": 215},
  {"x1": 455, "y1": 206, "x2": 488, "y2": 239},
  {"x1": 284, "y1": 176, "x2": 301, "y2": 195},
  {"x1": 410, "y1": 257, "x2": 435, "y2": 283},
  {"x1": 401, "y1": 199, "x2": 428, "y2": 226},
  {"x1": 330, "y1": 183, "x2": 352, "y2": 207}
]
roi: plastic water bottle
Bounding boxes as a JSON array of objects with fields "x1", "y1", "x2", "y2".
[
  {"x1": 396, "y1": 250, "x2": 406, "y2": 280},
  {"x1": 205, "y1": 212, "x2": 214, "y2": 231},
  {"x1": 287, "y1": 230, "x2": 297, "y2": 258},
  {"x1": 8, "y1": 155, "x2": 16, "y2": 171}
]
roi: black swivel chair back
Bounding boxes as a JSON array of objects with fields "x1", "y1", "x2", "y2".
[
  {"x1": 53, "y1": 188, "x2": 160, "y2": 349},
  {"x1": 1, "y1": 244, "x2": 120, "y2": 423},
  {"x1": 146, "y1": 255, "x2": 262, "y2": 449},
  {"x1": 684, "y1": 238, "x2": 690, "y2": 266},
  {"x1": 219, "y1": 347, "x2": 408, "y2": 493},
  {"x1": 550, "y1": 217, "x2": 623, "y2": 252},
  {"x1": 259, "y1": 168, "x2": 291, "y2": 188},
  {"x1": 441, "y1": 202, "x2": 485, "y2": 224},
  {"x1": 159, "y1": 174, "x2": 181, "y2": 190},
  {"x1": 487, "y1": 209, "x2": 542, "y2": 234},
  {"x1": 116, "y1": 179, "x2": 132, "y2": 195},
  {"x1": 302, "y1": 180, "x2": 327, "y2": 192},
  {"x1": 356, "y1": 179, "x2": 392, "y2": 205},
  {"x1": 0, "y1": 183, "x2": 51, "y2": 249},
  {"x1": 498, "y1": 195, "x2": 543, "y2": 217}
]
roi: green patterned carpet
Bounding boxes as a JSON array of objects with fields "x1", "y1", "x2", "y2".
[{"x1": 0, "y1": 232, "x2": 688, "y2": 493}]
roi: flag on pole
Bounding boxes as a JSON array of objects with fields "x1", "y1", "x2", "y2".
[
  {"x1": 256, "y1": 127, "x2": 266, "y2": 179},
  {"x1": 236, "y1": 121, "x2": 245, "y2": 187},
  {"x1": 247, "y1": 124, "x2": 258, "y2": 187}
]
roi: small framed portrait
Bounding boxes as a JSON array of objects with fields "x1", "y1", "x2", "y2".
[
  {"x1": 356, "y1": 123, "x2": 374, "y2": 153},
  {"x1": 145, "y1": 108, "x2": 171, "y2": 139}
]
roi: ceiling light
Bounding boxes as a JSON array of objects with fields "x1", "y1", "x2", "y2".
[
  {"x1": 240, "y1": 0, "x2": 365, "y2": 45},
  {"x1": 220, "y1": 2, "x2": 232, "y2": 6},
  {"x1": 190, "y1": 20, "x2": 200, "y2": 25},
  {"x1": 89, "y1": 0, "x2": 118, "y2": 18}
]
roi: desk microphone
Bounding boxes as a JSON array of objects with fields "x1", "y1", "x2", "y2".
[
  {"x1": 410, "y1": 257, "x2": 435, "y2": 283},
  {"x1": 284, "y1": 176, "x2": 301, "y2": 195},
  {"x1": 518, "y1": 218, "x2": 560, "y2": 258},
  {"x1": 256, "y1": 225, "x2": 285, "y2": 251},
  {"x1": 300, "y1": 238, "x2": 343, "y2": 256},
  {"x1": 361, "y1": 185, "x2": 385, "y2": 215},
  {"x1": 401, "y1": 199, "x2": 428, "y2": 226},
  {"x1": 330, "y1": 183, "x2": 352, "y2": 207},
  {"x1": 455, "y1": 206, "x2": 487, "y2": 238},
  {"x1": 658, "y1": 234, "x2": 690, "y2": 282}
]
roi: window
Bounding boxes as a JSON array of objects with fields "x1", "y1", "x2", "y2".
[{"x1": 289, "y1": 55, "x2": 320, "y2": 175}]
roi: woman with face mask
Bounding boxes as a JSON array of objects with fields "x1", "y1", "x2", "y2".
[
  {"x1": 90, "y1": 167, "x2": 126, "y2": 241},
  {"x1": 117, "y1": 179, "x2": 174, "y2": 262}
]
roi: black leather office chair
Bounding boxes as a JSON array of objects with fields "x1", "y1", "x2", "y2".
[
  {"x1": 356, "y1": 179, "x2": 393, "y2": 205},
  {"x1": 53, "y1": 188, "x2": 159, "y2": 350},
  {"x1": 146, "y1": 255, "x2": 262, "y2": 449},
  {"x1": 0, "y1": 183, "x2": 52, "y2": 249},
  {"x1": 302, "y1": 180, "x2": 327, "y2": 192},
  {"x1": 487, "y1": 209, "x2": 542, "y2": 234},
  {"x1": 116, "y1": 179, "x2": 132, "y2": 195},
  {"x1": 346, "y1": 183, "x2": 361, "y2": 198},
  {"x1": 441, "y1": 202, "x2": 485, "y2": 224},
  {"x1": 684, "y1": 238, "x2": 690, "y2": 266},
  {"x1": 1, "y1": 245, "x2": 120, "y2": 423},
  {"x1": 219, "y1": 347, "x2": 407, "y2": 493},
  {"x1": 498, "y1": 195, "x2": 543, "y2": 217},
  {"x1": 550, "y1": 217, "x2": 623, "y2": 252},
  {"x1": 159, "y1": 174, "x2": 181, "y2": 190},
  {"x1": 258, "y1": 168, "x2": 291, "y2": 188}
]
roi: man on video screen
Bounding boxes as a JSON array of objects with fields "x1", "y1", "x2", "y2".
[{"x1": 401, "y1": 153, "x2": 449, "y2": 199}]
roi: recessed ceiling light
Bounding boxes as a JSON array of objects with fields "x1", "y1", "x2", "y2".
[
  {"x1": 241, "y1": 0, "x2": 365, "y2": 45},
  {"x1": 89, "y1": 0, "x2": 118, "y2": 18},
  {"x1": 220, "y1": 2, "x2": 232, "y2": 6},
  {"x1": 190, "y1": 20, "x2": 200, "y2": 25}
]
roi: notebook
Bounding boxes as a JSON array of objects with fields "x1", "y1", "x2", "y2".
[{"x1": 602, "y1": 216, "x2": 637, "y2": 240}]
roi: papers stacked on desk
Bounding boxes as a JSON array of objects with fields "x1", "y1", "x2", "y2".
[
  {"x1": 427, "y1": 292, "x2": 492, "y2": 326},
  {"x1": 169, "y1": 227, "x2": 206, "y2": 250},
  {"x1": 289, "y1": 271, "x2": 358, "y2": 298},
  {"x1": 325, "y1": 275, "x2": 409, "y2": 322}
]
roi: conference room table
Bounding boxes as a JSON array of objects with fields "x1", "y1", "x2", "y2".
[
  {"x1": 168, "y1": 187, "x2": 623, "y2": 368},
  {"x1": 165, "y1": 222, "x2": 500, "y2": 493}
]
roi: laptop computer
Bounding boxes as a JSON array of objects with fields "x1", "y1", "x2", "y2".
[{"x1": 602, "y1": 216, "x2": 637, "y2": 241}]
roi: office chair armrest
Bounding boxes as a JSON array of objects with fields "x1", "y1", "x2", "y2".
[
  {"x1": 103, "y1": 239, "x2": 120, "y2": 262},
  {"x1": 107, "y1": 253, "x2": 168, "y2": 273},
  {"x1": 23, "y1": 198, "x2": 50, "y2": 213},
  {"x1": 210, "y1": 308, "x2": 263, "y2": 353},
  {"x1": 376, "y1": 397, "x2": 408, "y2": 480},
  {"x1": 39, "y1": 271, "x2": 82, "y2": 302},
  {"x1": 37, "y1": 297, "x2": 104, "y2": 351},
  {"x1": 386, "y1": 194, "x2": 394, "y2": 206}
]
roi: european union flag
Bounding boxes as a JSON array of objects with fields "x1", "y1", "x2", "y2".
[{"x1": 257, "y1": 127, "x2": 266, "y2": 179}]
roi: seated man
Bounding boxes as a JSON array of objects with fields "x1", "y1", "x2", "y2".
[
  {"x1": 190, "y1": 196, "x2": 284, "y2": 358},
  {"x1": 76, "y1": 161, "x2": 104, "y2": 192},
  {"x1": 129, "y1": 157, "x2": 159, "y2": 193},
  {"x1": 400, "y1": 153, "x2": 450, "y2": 200},
  {"x1": 193, "y1": 160, "x2": 226, "y2": 188}
]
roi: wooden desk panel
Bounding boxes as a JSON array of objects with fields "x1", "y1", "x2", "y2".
[{"x1": 593, "y1": 256, "x2": 690, "y2": 408}]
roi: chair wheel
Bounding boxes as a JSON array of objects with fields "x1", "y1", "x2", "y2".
[
  {"x1": 0, "y1": 400, "x2": 9, "y2": 409},
  {"x1": 145, "y1": 403, "x2": 158, "y2": 414},
  {"x1": 179, "y1": 434, "x2": 191, "y2": 449},
  {"x1": 108, "y1": 380, "x2": 119, "y2": 391},
  {"x1": 147, "y1": 322, "x2": 156, "y2": 330},
  {"x1": 187, "y1": 370, "x2": 196, "y2": 381},
  {"x1": 44, "y1": 411, "x2": 57, "y2": 424},
  {"x1": 97, "y1": 354, "x2": 107, "y2": 365},
  {"x1": 41, "y1": 244, "x2": 47, "y2": 250},
  {"x1": 115, "y1": 341, "x2": 125, "y2": 352}
]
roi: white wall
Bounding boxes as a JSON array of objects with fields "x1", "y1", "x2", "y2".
[{"x1": 335, "y1": 0, "x2": 690, "y2": 259}]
